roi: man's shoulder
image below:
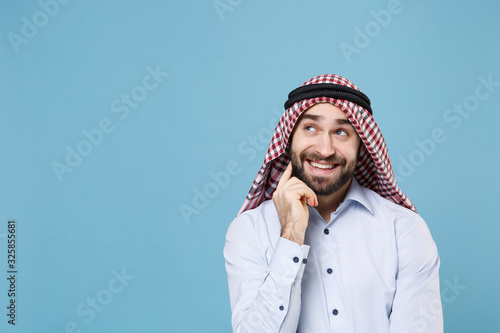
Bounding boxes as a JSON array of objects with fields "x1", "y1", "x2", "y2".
[
  {"x1": 238, "y1": 199, "x2": 278, "y2": 220},
  {"x1": 357, "y1": 186, "x2": 433, "y2": 244},
  {"x1": 359, "y1": 185, "x2": 421, "y2": 220},
  {"x1": 226, "y1": 200, "x2": 280, "y2": 239}
]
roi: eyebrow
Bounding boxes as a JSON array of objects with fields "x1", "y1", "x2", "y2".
[{"x1": 299, "y1": 114, "x2": 352, "y2": 126}]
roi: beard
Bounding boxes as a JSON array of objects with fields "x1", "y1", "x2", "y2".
[{"x1": 290, "y1": 150, "x2": 358, "y2": 196}]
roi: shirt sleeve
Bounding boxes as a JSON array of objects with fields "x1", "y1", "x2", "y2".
[
  {"x1": 389, "y1": 214, "x2": 443, "y2": 333},
  {"x1": 224, "y1": 216, "x2": 310, "y2": 333}
]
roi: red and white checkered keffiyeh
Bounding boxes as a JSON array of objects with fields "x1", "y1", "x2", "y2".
[{"x1": 238, "y1": 74, "x2": 416, "y2": 215}]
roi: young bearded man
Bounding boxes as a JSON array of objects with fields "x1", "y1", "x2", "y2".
[{"x1": 224, "y1": 74, "x2": 443, "y2": 332}]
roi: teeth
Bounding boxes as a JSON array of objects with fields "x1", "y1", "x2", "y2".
[{"x1": 310, "y1": 161, "x2": 334, "y2": 170}]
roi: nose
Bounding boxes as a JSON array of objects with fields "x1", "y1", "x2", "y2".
[{"x1": 315, "y1": 133, "x2": 335, "y2": 158}]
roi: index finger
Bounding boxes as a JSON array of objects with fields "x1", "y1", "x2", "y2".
[{"x1": 276, "y1": 163, "x2": 293, "y2": 189}]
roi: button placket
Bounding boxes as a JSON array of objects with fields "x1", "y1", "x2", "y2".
[{"x1": 317, "y1": 226, "x2": 342, "y2": 327}]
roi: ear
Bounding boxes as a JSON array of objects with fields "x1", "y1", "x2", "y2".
[{"x1": 357, "y1": 141, "x2": 367, "y2": 158}]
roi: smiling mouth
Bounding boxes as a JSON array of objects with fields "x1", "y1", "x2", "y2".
[{"x1": 308, "y1": 161, "x2": 336, "y2": 170}]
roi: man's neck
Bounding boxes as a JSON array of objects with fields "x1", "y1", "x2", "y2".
[{"x1": 316, "y1": 178, "x2": 353, "y2": 222}]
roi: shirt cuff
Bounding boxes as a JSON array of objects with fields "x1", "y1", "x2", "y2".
[{"x1": 269, "y1": 237, "x2": 310, "y2": 279}]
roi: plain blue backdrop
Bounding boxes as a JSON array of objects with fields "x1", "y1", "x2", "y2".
[{"x1": 1, "y1": 0, "x2": 499, "y2": 332}]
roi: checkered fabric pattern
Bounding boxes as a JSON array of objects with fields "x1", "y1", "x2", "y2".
[{"x1": 238, "y1": 74, "x2": 416, "y2": 215}]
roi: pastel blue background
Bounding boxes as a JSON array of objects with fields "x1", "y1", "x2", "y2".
[{"x1": 1, "y1": 0, "x2": 499, "y2": 332}]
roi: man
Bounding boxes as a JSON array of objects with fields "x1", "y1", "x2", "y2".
[{"x1": 224, "y1": 74, "x2": 442, "y2": 332}]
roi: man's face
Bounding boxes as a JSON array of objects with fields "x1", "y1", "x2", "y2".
[{"x1": 290, "y1": 103, "x2": 362, "y2": 196}]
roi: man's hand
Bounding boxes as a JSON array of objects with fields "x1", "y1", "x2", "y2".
[{"x1": 272, "y1": 163, "x2": 317, "y2": 246}]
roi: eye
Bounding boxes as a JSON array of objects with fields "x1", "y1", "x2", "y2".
[
  {"x1": 305, "y1": 125, "x2": 317, "y2": 132},
  {"x1": 335, "y1": 129, "x2": 348, "y2": 136}
]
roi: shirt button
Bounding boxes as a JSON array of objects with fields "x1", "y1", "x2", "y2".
[
  {"x1": 327, "y1": 268, "x2": 333, "y2": 274},
  {"x1": 302, "y1": 258, "x2": 307, "y2": 264},
  {"x1": 293, "y1": 257, "x2": 299, "y2": 263},
  {"x1": 324, "y1": 229, "x2": 330, "y2": 235},
  {"x1": 332, "y1": 309, "x2": 339, "y2": 316},
  {"x1": 279, "y1": 305, "x2": 285, "y2": 311}
]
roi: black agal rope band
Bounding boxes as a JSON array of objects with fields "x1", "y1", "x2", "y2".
[{"x1": 284, "y1": 83, "x2": 372, "y2": 115}]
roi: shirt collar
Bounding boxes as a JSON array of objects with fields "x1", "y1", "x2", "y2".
[{"x1": 338, "y1": 177, "x2": 374, "y2": 215}]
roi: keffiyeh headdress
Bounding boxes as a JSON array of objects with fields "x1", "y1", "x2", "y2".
[{"x1": 238, "y1": 74, "x2": 416, "y2": 215}]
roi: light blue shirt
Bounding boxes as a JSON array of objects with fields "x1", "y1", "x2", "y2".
[{"x1": 224, "y1": 178, "x2": 443, "y2": 332}]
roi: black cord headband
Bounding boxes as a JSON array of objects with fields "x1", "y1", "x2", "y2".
[{"x1": 284, "y1": 83, "x2": 372, "y2": 115}]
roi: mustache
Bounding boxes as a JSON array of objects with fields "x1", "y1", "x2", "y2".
[{"x1": 299, "y1": 152, "x2": 346, "y2": 165}]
